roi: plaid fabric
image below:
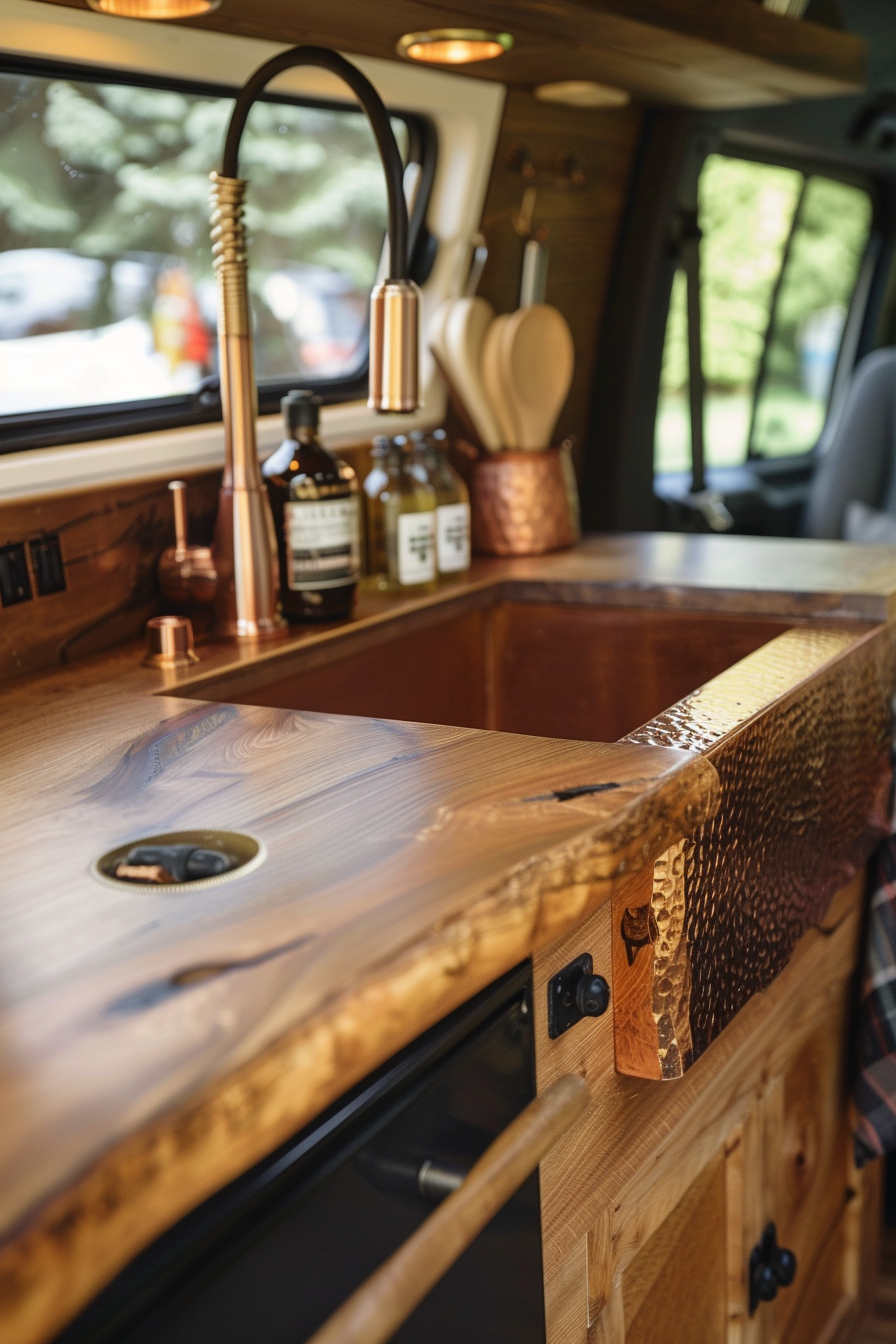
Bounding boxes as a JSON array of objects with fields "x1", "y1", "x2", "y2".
[{"x1": 855, "y1": 831, "x2": 896, "y2": 1166}]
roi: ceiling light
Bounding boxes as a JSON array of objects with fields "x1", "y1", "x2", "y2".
[
  {"x1": 397, "y1": 29, "x2": 513, "y2": 65},
  {"x1": 535, "y1": 80, "x2": 630, "y2": 109},
  {"x1": 86, "y1": 0, "x2": 219, "y2": 17}
]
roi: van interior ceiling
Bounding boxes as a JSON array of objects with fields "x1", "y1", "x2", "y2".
[{"x1": 8, "y1": 3, "x2": 896, "y2": 1344}]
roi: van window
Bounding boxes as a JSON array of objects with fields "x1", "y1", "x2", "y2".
[
  {"x1": 0, "y1": 62, "x2": 421, "y2": 449},
  {"x1": 654, "y1": 154, "x2": 872, "y2": 476}
]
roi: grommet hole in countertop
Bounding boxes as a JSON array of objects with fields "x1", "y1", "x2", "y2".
[{"x1": 90, "y1": 829, "x2": 266, "y2": 893}]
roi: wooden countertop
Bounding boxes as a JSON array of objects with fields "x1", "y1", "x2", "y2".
[{"x1": 1, "y1": 531, "x2": 893, "y2": 1344}]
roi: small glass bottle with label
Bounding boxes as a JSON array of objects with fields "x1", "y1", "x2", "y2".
[
  {"x1": 424, "y1": 429, "x2": 471, "y2": 579},
  {"x1": 362, "y1": 439, "x2": 437, "y2": 592},
  {"x1": 406, "y1": 431, "x2": 432, "y2": 487},
  {"x1": 362, "y1": 435, "x2": 392, "y2": 580},
  {"x1": 262, "y1": 390, "x2": 361, "y2": 622},
  {"x1": 371, "y1": 440, "x2": 434, "y2": 592}
]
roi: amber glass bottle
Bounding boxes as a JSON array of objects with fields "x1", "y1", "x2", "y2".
[{"x1": 262, "y1": 390, "x2": 360, "y2": 622}]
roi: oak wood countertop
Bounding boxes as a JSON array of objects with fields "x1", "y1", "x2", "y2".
[{"x1": 1, "y1": 531, "x2": 894, "y2": 1344}]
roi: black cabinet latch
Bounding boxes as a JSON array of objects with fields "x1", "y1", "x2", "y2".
[
  {"x1": 749, "y1": 1222, "x2": 797, "y2": 1314},
  {"x1": 547, "y1": 954, "x2": 610, "y2": 1039}
]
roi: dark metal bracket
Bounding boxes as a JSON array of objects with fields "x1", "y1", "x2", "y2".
[{"x1": 547, "y1": 953, "x2": 610, "y2": 1039}]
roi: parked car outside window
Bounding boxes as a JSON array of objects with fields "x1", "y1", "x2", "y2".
[{"x1": 0, "y1": 66, "x2": 413, "y2": 430}]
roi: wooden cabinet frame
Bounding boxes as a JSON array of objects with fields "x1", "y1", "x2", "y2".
[{"x1": 534, "y1": 872, "x2": 879, "y2": 1344}]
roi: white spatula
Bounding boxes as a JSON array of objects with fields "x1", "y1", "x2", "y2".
[
  {"x1": 498, "y1": 305, "x2": 574, "y2": 450},
  {"x1": 444, "y1": 298, "x2": 502, "y2": 452}
]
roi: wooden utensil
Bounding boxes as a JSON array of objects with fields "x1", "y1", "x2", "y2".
[
  {"x1": 498, "y1": 305, "x2": 575, "y2": 450},
  {"x1": 428, "y1": 299, "x2": 485, "y2": 448},
  {"x1": 481, "y1": 313, "x2": 520, "y2": 449},
  {"x1": 427, "y1": 299, "x2": 454, "y2": 378},
  {"x1": 445, "y1": 298, "x2": 502, "y2": 452}
]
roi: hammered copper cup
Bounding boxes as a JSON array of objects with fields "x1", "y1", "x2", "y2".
[{"x1": 470, "y1": 446, "x2": 580, "y2": 556}]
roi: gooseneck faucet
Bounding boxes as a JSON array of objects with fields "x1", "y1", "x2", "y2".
[{"x1": 209, "y1": 47, "x2": 420, "y2": 638}]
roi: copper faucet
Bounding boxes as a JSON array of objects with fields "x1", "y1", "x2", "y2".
[{"x1": 208, "y1": 46, "x2": 420, "y2": 639}]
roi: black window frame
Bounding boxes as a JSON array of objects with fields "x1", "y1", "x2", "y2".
[{"x1": 0, "y1": 53, "x2": 437, "y2": 456}]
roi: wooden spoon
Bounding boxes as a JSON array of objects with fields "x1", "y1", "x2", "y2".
[
  {"x1": 498, "y1": 305, "x2": 574, "y2": 450},
  {"x1": 444, "y1": 298, "x2": 502, "y2": 452},
  {"x1": 481, "y1": 313, "x2": 520, "y2": 450},
  {"x1": 428, "y1": 299, "x2": 486, "y2": 448}
]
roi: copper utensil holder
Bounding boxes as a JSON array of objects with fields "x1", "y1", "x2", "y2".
[{"x1": 471, "y1": 445, "x2": 580, "y2": 557}]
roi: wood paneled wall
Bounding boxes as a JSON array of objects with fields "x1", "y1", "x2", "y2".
[
  {"x1": 0, "y1": 95, "x2": 643, "y2": 682},
  {"x1": 465, "y1": 93, "x2": 644, "y2": 481},
  {"x1": 0, "y1": 471, "x2": 219, "y2": 683}
]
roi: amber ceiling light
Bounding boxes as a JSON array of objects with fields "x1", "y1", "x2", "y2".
[
  {"x1": 397, "y1": 29, "x2": 513, "y2": 65},
  {"x1": 86, "y1": 0, "x2": 219, "y2": 17},
  {"x1": 535, "y1": 80, "x2": 629, "y2": 109}
]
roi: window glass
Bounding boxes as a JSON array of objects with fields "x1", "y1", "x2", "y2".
[
  {"x1": 654, "y1": 154, "x2": 872, "y2": 476},
  {"x1": 0, "y1": 68, "x2": 409, "y2": 419},
  {"x1": 751, "y1": 176, "x2": 872, "y2": 456}
]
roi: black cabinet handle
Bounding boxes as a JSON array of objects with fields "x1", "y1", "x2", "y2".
[
  {"x1": 751, "y1": 1261, "x2": 779, "y2": 1306},
  {"x1": 749, "y1": 1223, "x2": 797, "y2": 1314}
]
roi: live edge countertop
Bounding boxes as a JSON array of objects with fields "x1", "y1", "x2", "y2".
[{"x1": 2, "y1": 532, "x2": 896, "y2": 1344}]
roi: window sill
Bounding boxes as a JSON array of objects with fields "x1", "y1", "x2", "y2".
[{"x1": 0, "y1": 382, "x2": 447, "y2": 502}]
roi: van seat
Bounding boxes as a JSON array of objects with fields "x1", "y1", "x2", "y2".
[{"x1": 805, "y1": 347, "x2": 896, "y2": 539}]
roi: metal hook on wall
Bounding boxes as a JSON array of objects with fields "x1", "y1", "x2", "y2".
[{"x1": 512, "y1": 186, "x2": 539, "y2": 240}]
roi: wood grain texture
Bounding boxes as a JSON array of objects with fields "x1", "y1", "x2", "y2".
[
  {"x1": 192, "y1": 582, "x2": 894, "y2": 1085},
  {"x1": 0, "y1": 675, "x2": 715, "y2": 1344},
  {"x1": 622, "y1": 1151, "x2": 727, "y2": 1344},
  {"x1": 502, "y1": 533, "x2": 896, "y2": 622},
  {"x1": 39, "y1": 0, "x2": 866, "y2": 106},
  {"x1": 534, "y1": 873, "x2": 870, "y2": 1344},
  {"x1": 1, "y1": 533, "x2": 894, "y2": 1342}
]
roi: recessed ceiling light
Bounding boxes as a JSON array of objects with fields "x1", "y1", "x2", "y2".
[
  {"x1": 86, "y1": 0, "x2": 219, "y2": 17},
  {"x1": 397, "y1": 29, "x2": 513, "y2": 65},
  {"x1": 535, "y1": 80, "x2": 630, "y2": 109}
]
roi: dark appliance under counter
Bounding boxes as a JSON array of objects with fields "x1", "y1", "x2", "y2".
[{"x1": 55, "y1": 966, "x2": 544, "y2": 1344}]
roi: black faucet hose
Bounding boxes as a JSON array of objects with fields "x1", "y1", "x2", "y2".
[{"x1": 221, "y1": 46, "x2": 409, "y2": 282}]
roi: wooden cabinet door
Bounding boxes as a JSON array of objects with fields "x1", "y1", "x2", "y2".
[
  {"x1": 621, "y1": 1151, "x2": 729, "y2": 1344},
  {"x1": 535, "y1": 875, "x2": 879, "y2": 1344}
]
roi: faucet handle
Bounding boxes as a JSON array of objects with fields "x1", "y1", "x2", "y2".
[
  {"x1": 158, "y1": 480, "x2": 217, "y2": 606},
  {"x1": 169, "y1": 480, "x2": 189, "y2": 556}
]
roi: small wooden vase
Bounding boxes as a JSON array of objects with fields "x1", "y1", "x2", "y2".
[{"x1": 470, "y1": 445, "x2": 580, "y2": 557}]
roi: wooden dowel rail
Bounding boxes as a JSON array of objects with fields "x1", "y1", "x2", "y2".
[{"x1": 304, "y1": 1073, "x2": 589, "y2": 1344}]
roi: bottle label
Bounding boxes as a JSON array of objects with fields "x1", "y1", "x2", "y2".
[
  {"x1": 397, "y1": 511, "x2": 436, "y2": 585},
  {"x1": 436, "y1": 502, "x2": 471, "y2": 573},
  {"x1": 285, "y1": 497, "x2": 360, "y2": 591}
]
